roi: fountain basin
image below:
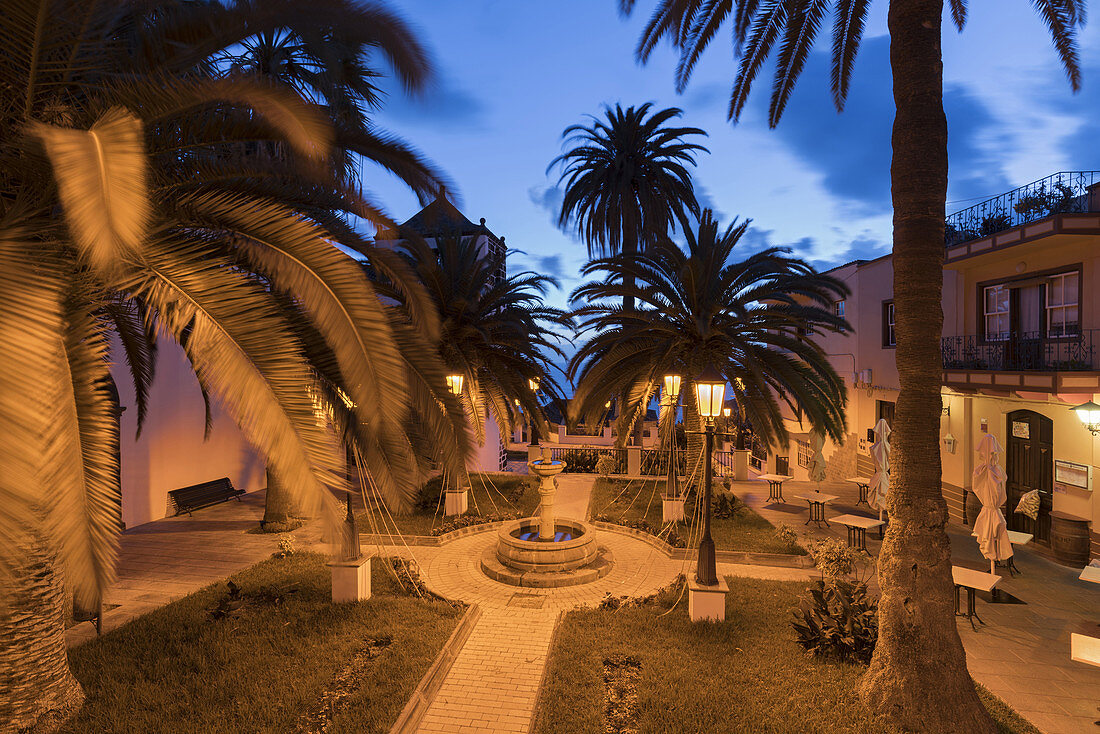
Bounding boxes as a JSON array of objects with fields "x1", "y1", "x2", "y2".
[{"x1": 481, "y1": 518, "x2": 613, "y2": 588}]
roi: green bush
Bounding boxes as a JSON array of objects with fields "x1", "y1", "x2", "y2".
[
  {"x1": 791, "y1": 579, "x2": 878, "y2": 665},
  {"x1": 595, "y1": 454, "x2": 618, "y2": 476}
]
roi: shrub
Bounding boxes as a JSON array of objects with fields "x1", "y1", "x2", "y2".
[
  {"x1": 274, "y1": 536, "x2": 296, "y2": 558},
  {"x1": 595, "y1": 454, "x2": 618, "y2": 476},
  {"x1": 791, "y1": 579, "x2": 878, "y2": 664},
  {"x1": 807, "y1": 539, "x2": 856, "y2": 581},
  {"x1": 773, "y1": 524, "x2": 798, "y2": 548}
]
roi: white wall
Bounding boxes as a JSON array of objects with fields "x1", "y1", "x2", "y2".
[{"x1": 112, "y1": 338, "x2": 265, "y2": 528}]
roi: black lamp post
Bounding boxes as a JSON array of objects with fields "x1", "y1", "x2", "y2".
[
  {"x1": 692, "y1": 364, "x2": 727, "y2": 587},
  {"x1": 664, "y1": 374, "x2": 682, "y2": 498}
]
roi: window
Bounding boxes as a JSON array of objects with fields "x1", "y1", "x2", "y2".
[
  {"x1": 882, "y1": 301, "x2": 895, "y2": 347},
  {"x1": 876, "y1": 400, "x2": 896, "y2": 427},
  {"x1": 797, "y1": 440, "x2": 812, "y2": 468},
  {"x1": 983, "y1": 285, "x2": 1009, "y2": 341},
  {"x1": 1046, "y1": 271, "x2": 1079, "y2": 337},
  {"x1": 835, "y1": 300, "x2": 846, "y2": 332}
]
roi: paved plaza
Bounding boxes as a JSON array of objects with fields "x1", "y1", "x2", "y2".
[{"x1": 68, "y1": 471, "x2": 1100, "y2": 734}]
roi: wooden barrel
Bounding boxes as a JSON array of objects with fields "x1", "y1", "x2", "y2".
[{"x1": 1050, "y1": 511, "x2": 1091, "y2": 568}]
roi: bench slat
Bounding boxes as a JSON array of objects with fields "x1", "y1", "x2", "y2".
[{"x1": 168, "y1": 478, "x2": 243, "y2": 516}]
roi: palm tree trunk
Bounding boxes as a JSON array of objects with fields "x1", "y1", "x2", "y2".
[
  {"x1": 262, "y1": 467, "x2": 301, "y2": 528},
  {"x1": 0, "y1": 532, "x2": 85, "y2": 733},
  {"x1": 858, "y1": 3, "x2": 994, "y2": 730},
  {"x1": 682, "y1": 380, "x2": 704, "y2": 493}
]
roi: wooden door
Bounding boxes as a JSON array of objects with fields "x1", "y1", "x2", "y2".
[{"x1": 1005, "y1": 410, "x2": 1054, "y2": 543}]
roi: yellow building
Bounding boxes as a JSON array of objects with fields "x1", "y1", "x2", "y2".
[{"x1": 777, "y1": 171, "x2": 1099, "y2": 566}]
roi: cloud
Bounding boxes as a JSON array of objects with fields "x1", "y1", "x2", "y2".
[
  {"x1": 376, "y1": 73, "x2": 487, "y2": 129},
  {"x1": 528, "y1": 184, "x2": 578, "y2": 238},
  {"x1": 744, "y1": 36, "x2": 1011, "y2": 214},
  {"x1": 536, "y1": 254, "x2": 565, "y2": 280}
]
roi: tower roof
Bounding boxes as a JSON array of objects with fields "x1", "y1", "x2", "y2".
[{"x1": 389, "y1": 197, "x2": 497, "y2": 240}]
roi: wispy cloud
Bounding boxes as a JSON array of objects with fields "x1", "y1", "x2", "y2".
[{"x1": 376, "y1": 73, "x2": 487, "y2": 129}]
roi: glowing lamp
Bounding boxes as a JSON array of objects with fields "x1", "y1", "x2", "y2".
[
  {"x1": 663, "y1": 374, "x2": 682, "y2": 400},
  {"x1": 528, "y1": 377, "x2": 540, "y2": 393},
  {"x1": 445, "y1": 373, "x2": 464, "y2": 396},
  {"x1": 694, "y1": 365, "x2": 727, "y2": 419},
  {"x1": 723, "y1": 407, "x2": 731, "y2": 418},
  {"x1": 1073, "y1": 400, "x2": 1100, "y2": 435}
]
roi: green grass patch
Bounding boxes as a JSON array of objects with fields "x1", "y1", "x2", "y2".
[
  {"x1": 589, "y1": 477, "x2": 805, "y2": 555},
  {"x1": 64, "y1": 552, "x2": 464, "y2": 734},
  {"x1": 533, "y1": 576, "x2": 1038, "y2": 734},
  {"x1": 358, "y1": 472, "x2": 539, "y2": 537}
]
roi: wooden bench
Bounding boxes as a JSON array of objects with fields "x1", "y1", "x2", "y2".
[
  {"x1": 168, "y1": 478, "x2": 244, "y2": 516},
  {"x1": 832, "y1": 514, "x2": 885, "y2": 553},
  {"x1": 951, "y1": 565, "x2": 1000, "y2": 629}
]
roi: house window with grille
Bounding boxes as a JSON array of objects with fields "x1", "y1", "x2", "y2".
[
  {"x1": 1046, "y1": 271, "x2": 1079, "y2": 337},
  {"x1": 983, "y1": 285, "x2": 1010, "y2": 341},
  {"x1": 797, "y1": 440, "x2": 812, "y2": 469}
]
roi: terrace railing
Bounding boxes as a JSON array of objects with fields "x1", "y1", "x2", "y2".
[
  {"x1": 548, "y1": 445, "x2": 626, "y2": 474},
  {"x1": 945, "y1": 171, "x2": 1100, "y2": 247},
  {"x1": 941, "y1": 330, "x2": 1098, "y2": 372}
]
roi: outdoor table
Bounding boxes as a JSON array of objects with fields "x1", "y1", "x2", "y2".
[
  {"x1": 831, "y1": 514, "x2": 885, "y2": 553},
  {"x1": 1080, "y1": 565, "x2": 1100, "y2": 584},
  {"x1": 793, "y1": 492, "x2": 837, "y2": 528},
  {"x1": 844, "y1": 476, "x2": 872, "y2": 507},
  {"x1": 756, "y1": 473, "x2": 793, "y2": 503},
  {"x1": 951, "y1": 566, "x2": 1000, "y2": 629},
  {"x1": 999, "y1": 531, "x2": 1033, "y2": 576}
]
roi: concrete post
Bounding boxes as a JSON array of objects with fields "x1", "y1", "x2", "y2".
[
  {"x1": 733, "y1": 450, "x2": 750, "y2": 480},
  {"x1": 627, "y1": 446, "x2": 642, "y2": 476}
]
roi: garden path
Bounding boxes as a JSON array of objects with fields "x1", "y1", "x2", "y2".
[{"x1": 411, "y1": 473, "x2": 816, "y2": 734}]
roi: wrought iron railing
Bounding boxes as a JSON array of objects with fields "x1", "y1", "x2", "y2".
[
  {"x1": 945, "y1": 171, "x2": 1100, "y2": 247},
  {"x1": 941, "y1": 330, "x2": 1098, "y2": 372},
  {"x1": 640, "y1": 448, "x2": 686, "y2": 477},
  {"x1": 548, "y1": 445, "x2": 626, "y2": 474}
]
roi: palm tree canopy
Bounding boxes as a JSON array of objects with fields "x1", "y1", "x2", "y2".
[
  {"x1": 570, "y1": 209, "x2": 849, "y2": 448},
  {"x1": 0, "y1": 0, "x2": 465, "y2": 607},
  {"x1": 549, "y1": 102, "x2": 709, "y2": 258},
  {"x1": 374, "y1": 233, "x2": 572, "y2": 443},
  {"x1": 620, "y1": 1, "x2": 1083, "y2": 126}
]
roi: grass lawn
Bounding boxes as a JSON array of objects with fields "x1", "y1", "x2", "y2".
[
  {"x1": 63, "y1": 552, "x2": 465, "y2": 734},
  {"x1": 589, "y1": 477, "x2": 806, "y2": 555},
  {"x1": 533, "y1": 576, "x2": 1038, "y2": 734},
  {"x1": 358, "y1": 472, "x2": 539, "y2": 537}
]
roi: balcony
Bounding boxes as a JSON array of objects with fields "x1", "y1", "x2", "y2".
[
  {"x1": 941, "y1": 330, "x2": 1100, "y2": 393},
  {"x1": 945, "y1": 171, "x2": 1100, "y2": 248}
]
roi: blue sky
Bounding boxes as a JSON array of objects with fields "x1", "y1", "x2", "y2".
[{"x1": 367, "y1": 1, "x2": 1100, "y2": 308}]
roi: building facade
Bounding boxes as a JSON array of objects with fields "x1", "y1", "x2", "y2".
[{"x1": 773, "y1": 171, "x2": 1100, "y2": 564}]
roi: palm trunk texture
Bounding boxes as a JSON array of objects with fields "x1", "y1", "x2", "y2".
[
  {"x1": 263, "y1": 467, "x2": 301, "y2": 527},
  {"x1": 0, "y1": 533, "x2": 85, "y2": 733},
  {"x1": 857, "y1": 2, "x2": 995, "y2": 731}
]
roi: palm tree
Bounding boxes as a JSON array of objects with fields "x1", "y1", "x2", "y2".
[
  {"x1": 550, "y1": 102, "x2": 708, "y2": 437},
  {"x1": 618, "y1": 1, "x2": 1083, "y2": 729},
  {"x1": 0, "y1": 2, "x2": 465, "y2": 729},
  {"x1": 570, "y1": 210, "x2": 848, "y2": 481},
  {"x1": 375, "y1": 234, "x2": 571, "y2": 465}
]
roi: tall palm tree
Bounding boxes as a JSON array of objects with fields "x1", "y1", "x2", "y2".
[
  {"x1": 375, "y1": 234, "x2": 571, "y2": 460},
  {"x1": 570, "y1": 210, "x2": 848, "y2": 479},
  {"x1": 550, "y1": 102, "x2": 708, "y2": 437},
  {"x1": 0, "y1": 2, "x2": 465, "y2": 729},
  {"x1": 618, "y1": 1, "x2": 1083, "y2": 729}
]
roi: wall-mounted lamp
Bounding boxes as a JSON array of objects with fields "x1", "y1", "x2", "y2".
[
  {"x1": 941, "y1": 405, "x2": 950, "y2": 417},
  {"x1": 1073, "y1": 400, "x2": 1100, "y2": 435}
]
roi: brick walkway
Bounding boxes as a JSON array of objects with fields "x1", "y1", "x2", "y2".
[
  {"x1": 408, "y1": 474, "x2": 816, "y2": 734},
  {"x1": 733, "y1": 474, "x2": 1100, "y2": 734}
]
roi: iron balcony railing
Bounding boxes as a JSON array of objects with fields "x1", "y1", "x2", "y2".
[
  {"x1": 548, "y1": 445, "x2": 626, "y2": 474},
  {"x1": 941, "y1": 330, "x2": 1098, "y2": 372},
  {"x1": 945, "y1": 171, "x2": 1100, "y2": 247}
]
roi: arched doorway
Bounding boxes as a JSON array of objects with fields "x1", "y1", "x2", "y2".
[{"x1": 1005, "y1": 410, "x2": 1053, "y2": 543}]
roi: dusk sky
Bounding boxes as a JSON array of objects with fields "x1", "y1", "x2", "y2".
[{"x1": 369, "y1": 2, "x2": 1100, "y2": 308}]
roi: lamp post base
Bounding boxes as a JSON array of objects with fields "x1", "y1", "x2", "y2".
[{"x1": 688, "y1": 575, "x2": 729, "y2": 622}]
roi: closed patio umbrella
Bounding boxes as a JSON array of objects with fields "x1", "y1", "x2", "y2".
[
  {"x1": 972, "y1": 432, "x2": 1013, "y2": 575},
  {"x1": 809, "y1": 430, "x2": 827, "y2": 488},
  {"x1": 868, "y1": 418, "x2": 891, "y2": 522}
]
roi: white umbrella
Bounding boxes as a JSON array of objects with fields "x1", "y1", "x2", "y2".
[
  {"x1": 972, "y1": 432, "x2": 1013, "y2": 575},
  {"x1": 868, "y1": 418, "x2": 891, "y2": 521},
  {"x1": 809, "y1": 430, "x2": 827, "y2": 488}
]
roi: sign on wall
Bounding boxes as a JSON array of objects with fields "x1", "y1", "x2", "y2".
[{"x1": 1054, "y1": 459, "x2": 1091, "y2": 491}]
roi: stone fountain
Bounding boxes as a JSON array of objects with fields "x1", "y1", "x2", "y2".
[{"x1": 480, "y1": 447, "x2": 613, "y2": 588}]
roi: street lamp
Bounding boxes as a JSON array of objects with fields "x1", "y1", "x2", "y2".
[
  {"x1": 1073, "y1": 400, "x2": 1100, "y2": 435},
  {"x1": 528, "y1": 377, "x2": 540, "y2": 446},
  {"x1": 693, "y1": 364, "x2": 727, "y2": 586},
  {"x1": 445, "y1": 373, "x2": 464, "y2": 396},
  {"x1": 663, "y1": 374, "x2": 683, "y2": 498}
]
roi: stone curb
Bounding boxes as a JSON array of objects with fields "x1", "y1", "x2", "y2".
[
  {"x1": 388, "y1": 603, "x2": 483, "y2": 734},
  {"x1": 528, "y1": 609, "x2": 565, "y2": 734},
  {"x1": 589, "y1": 520, "x2": 815, "y2": 568},
  {"x1": 360, "y1": 520, "x2": 506, "y2": 548}
]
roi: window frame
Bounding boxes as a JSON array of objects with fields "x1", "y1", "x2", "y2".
[
  {"x1": 976, "y1": 263, "x2": 1083, "y2": 344},
  {"x1": 882, "y1": 300, "x2": 895, "y2": 348}
]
